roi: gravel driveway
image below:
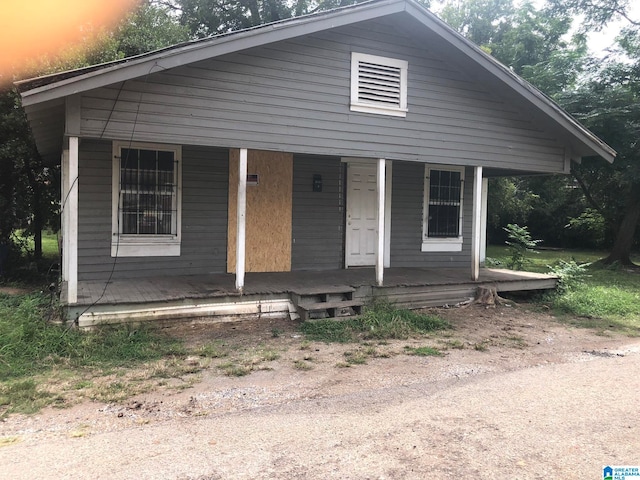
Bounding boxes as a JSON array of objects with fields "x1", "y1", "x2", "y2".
[{"x1": 1, "y1": 307, "x2": 639, "y2": 479}]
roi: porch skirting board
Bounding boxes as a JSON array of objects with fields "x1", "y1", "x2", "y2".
[{"x1": 70, "y1": 296, "x2": 297, "y2": 329}]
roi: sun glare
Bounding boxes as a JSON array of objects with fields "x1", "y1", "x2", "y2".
[{"x1": 1, "y1": 0, "x2": 137, "y2": 76}]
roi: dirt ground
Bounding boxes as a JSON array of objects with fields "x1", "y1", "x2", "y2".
[{"x1": 1, "y1": 303, "x2": 639, "y2": 479}]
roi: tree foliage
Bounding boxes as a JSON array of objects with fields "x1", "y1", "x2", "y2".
[
  {"x1": 167, "y1": 0, "x2": 372, "y2": 37},
  {"x1": 0, "y1": 1, "x2": 191, "y2": 274}
]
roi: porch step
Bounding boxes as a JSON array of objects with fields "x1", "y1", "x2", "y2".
[{"x1": 292, "y1": 288, "x2": 364, "y2": 321}]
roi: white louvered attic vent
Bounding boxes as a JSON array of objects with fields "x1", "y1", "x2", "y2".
[{"x1": 350, "y1": 52, "x2": 408, "y2": 117}]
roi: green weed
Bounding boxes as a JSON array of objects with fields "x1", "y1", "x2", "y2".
[
  {"x1": 487, "y1": 247, "x2": 640, "y2": 335},
  {"x1": 0, "y1": 293, "x2": 185, "y2": 381},
  {"x1": 0, "y1": 379, "x2": 58, "y2": 416},
  {"x1": 293, "y1": 360, "x2": 314, "y2": 370},
  {"x1": 300, "y1": 300, "x2": 449, "y2": 343},
  {"x1": 404, "y1": 346, "x2": 443, "y2": 357}
]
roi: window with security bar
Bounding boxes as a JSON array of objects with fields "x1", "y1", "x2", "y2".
[
  {"x1": 119, "y1": 148, "x2": 177, "y2": 235},
  {"x1": 111, "y1": 141, "x2": 181, "y2": 257},
  {"x1": 421, "y1": 165, "x2": 465, "y2": 252},
  {"x1": 427, "y1": 169, "x2": 462, "y2": 238}
]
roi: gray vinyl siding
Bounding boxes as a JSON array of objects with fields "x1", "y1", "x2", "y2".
[
  {"x1": 291, "y1": 155, "x2": 344, "y2": 270},
  {"x1": 79, "y1": 14, "x2": 566, "y2": 175},
  {"x1": 77, "y1": 140, "x2": 228, "y2": 281},
  {"x1": 390, "y1": 161, "x2": 472, "y2": 268}
]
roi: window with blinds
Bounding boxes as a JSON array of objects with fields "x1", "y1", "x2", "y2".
[{"x1": 350, "y1": 52, "x2": 408, "y2": 117}]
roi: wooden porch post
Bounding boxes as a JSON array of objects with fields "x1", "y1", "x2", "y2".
[
  {"x1": 471, "y1": 166, "x2": 483, "y2": 281},
  {"x1": 235, "y1": 148, "x2": 248, "y2": 292},
  {"x1": 67, "y1": 136, "x2": 79, "y2": 304},
  {"x1": 480, "y1": 177, "x2": 489, "y2": 264},
  {"x1": 376, "y1": 158, "x2": 386, "y2": 286}
]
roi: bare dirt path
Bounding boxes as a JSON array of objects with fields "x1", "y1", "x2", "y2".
[{"x1": 1, "y1": 305, "x2": 639, "y2": 479}]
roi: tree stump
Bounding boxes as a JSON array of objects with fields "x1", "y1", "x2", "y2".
[{"x1": 460, "y1": 286, "x2": 514, "y2": 308}]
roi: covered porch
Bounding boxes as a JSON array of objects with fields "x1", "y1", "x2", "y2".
[{"x1": 65, "y1": 267, "x2": 557, "y2": 328}]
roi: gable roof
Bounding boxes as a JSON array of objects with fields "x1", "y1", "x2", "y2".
[{"x1": 17, "y1": 0, "x2": 615, "y2": 164}]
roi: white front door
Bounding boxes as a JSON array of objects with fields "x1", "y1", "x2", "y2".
[{"x1": 346, "y1": 162, "x2": 378, "y2": 266}]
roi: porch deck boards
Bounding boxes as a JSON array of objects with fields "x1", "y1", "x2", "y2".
[{"x1": 68, "y1": 267, "x2": 556, "y2": 307}]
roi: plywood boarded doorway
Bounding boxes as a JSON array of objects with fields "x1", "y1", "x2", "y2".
[{"x1": 227, "y1": 149, "x2": 293, "y2": 272}]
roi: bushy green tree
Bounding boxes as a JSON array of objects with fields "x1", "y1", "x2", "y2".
[{"x1": 0, "y1": 1, "x2": 191, "y2": 273}]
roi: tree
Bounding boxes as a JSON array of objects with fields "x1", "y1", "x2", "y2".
[
  {"x1": 560, "y1": 71, "x2": 640, "y2": 265},
  {"x1": 168, "y1": 0, "x2": 374, "y2": 37},
  {"x1": 439, "y1": 0, "x2": 584, "y2": 96},
  {"x1": 439, "y1": 0, "x2": 593, "y2": 250},
  {"x1": 0, "y1": 1, "x2": 191, "y2": 272},
  {"x1": 549, "y1": 0, "x2": 640, "y2": 265}
]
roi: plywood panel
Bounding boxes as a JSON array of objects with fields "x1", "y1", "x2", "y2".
[{"x1": 228, "y1": 149, "x2": 293, "y2": 272}]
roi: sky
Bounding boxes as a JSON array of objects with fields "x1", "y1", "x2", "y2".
[
  {"x1": 587, "y1": 4, "x2": 639, "y2": 57},
  {"x1": 431, "y1": 0, "x2": 639, "y2": 57}
]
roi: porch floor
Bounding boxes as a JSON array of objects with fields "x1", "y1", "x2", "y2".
[{"x1": 68, "y1": 267, "x2": 557, "y2": 307}]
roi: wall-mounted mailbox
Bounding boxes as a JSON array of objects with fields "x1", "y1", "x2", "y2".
[{"x1": 313, "y1": 174, "x2": 322, "y2": 192}]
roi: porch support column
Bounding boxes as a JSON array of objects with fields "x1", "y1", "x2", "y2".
[
  {"x1": 471, "y1": 166, "x2": 483, "y2": 281},
  {"x1": 480, "y1": 177, "x2": 489, "y2": 264},
  {"x1": 235, "y1": 148, "x2": 248, "y2": 292},
  {"x1": 376, "y1": 158, "x2": 386, "y2": 286},
  {"x1": 66, "y1": 136, "x2": 79, "y2": 304}
]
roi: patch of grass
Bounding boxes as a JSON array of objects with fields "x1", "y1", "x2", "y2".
[
  {"x1": 506, "y1": 336, "x2": 527, "y2": 349},
  {"x1": 260, "y1": 348, "x2": 280, "y2": 362},
  {"x1": 441, "y1": 339, "x2": 465, "y2": 350},
  {"x1": 194, "y1": 342, "x2": 228, "y2": 359},
  {"x1": 215, "y1": 346, "x2": 280, "y2": 377},
  {"x1": 485, "y1": 246, "x2": 613, "y2": 273},
  {"x1": 218, "y1": 362, "x2": 251, "y2": 377},
  {"x1": 0, "y1": 293, "x2": 186, "y2": 381},
  {"x1": 0, "y1": 379, "x2": 57, "y2": 416},
  {"x1": 300, "y1": 300, "x2": 449, "y2": 343},
  {"x1": 546, "y1": 267, "x2": 640, "y2": 334},
  {"x1": 343, "y1": 350, "x2": 368, "y2": 365},
  {"x1": 293, "y1": 360, "x2": 314, "y2": 370},
  {"x1": 300, "y1": 318, "x2": 357, "y2": 343},
  {"x1": 473, "y1": 341, "x2": 489, "y2": 352},
  {"x1": 73, "y1": 380, "x2": 93, "y2": 390},
  {"x1": 404, "y1": 346, "x2": 443, "y2": 357},
  {"x1": 487, "y1": 246, "x2": 640, "y2": 335}
]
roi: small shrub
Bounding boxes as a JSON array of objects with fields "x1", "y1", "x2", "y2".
[
  {"x1": 547, "y1": 260, "x2": 590, "y2": 295},
  {"x1": 503, "y1": 224, "x2": 541, "y2": 270}
]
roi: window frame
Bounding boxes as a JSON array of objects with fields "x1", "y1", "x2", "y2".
[
  {"x1": 111, "y1": 141, "x2": 182, "y2": 257},
  {"x1": 350, "y1": 52, "x2": 408, "y2": 117},
  {"x1": 421, "y1": 164, "x2": 465, "y2": 252}
]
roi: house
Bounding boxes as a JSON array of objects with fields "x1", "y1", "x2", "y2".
[{"x1": 17, "y1": 0, "x2": 615, "y2": 327}]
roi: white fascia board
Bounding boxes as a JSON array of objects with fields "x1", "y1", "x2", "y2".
[{"x1": 20, "y1": 0, "x2": 406, "y2": 107}]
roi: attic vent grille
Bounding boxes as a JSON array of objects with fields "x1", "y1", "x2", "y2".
[{"x1": 351, "y1": 52, "x2": 408, "y2": 117}]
